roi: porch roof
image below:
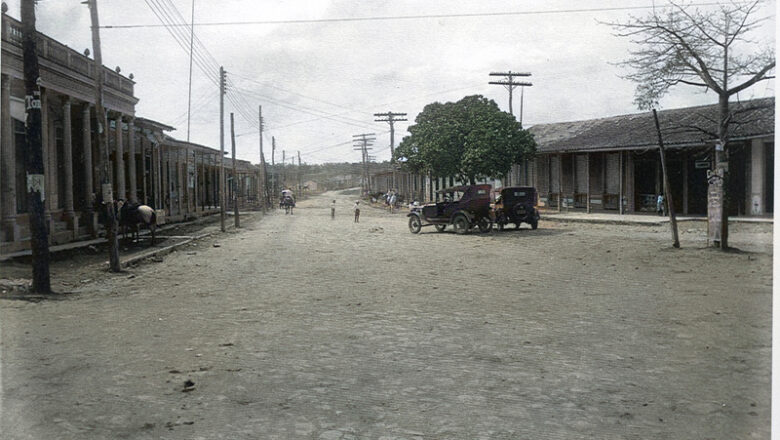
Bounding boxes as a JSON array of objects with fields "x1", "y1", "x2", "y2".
[{"x1": 529, "y1": 97, "x2": 774, "y2": 154}]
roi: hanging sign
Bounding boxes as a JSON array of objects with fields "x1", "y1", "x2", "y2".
[{"x1": 26, "y1": 174, "x2": 45, "y2": 200}]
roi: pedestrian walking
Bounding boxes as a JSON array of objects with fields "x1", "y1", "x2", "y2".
[
  {"x1": 353, "y1": 200, "x2": 361, "y2": 223},
  {"x1": 330, "y1": 199, "x2": 336, "y2": 219},
  {"x1": 389, "y1": 191, "x2": 397, "y2": 213}
]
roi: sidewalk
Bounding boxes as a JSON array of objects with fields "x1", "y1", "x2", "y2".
[
  {"x1": 0, "y1": 212, "x2": 233, "y2": 262},
  {"x1": 539, "y1": 210, "x2": 773, "y2": 226}
]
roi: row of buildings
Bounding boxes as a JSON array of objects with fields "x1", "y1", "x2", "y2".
[
  {"x1": 0, "y1": 12, "x2": 262, "y2": 254},
  {"x1": 372, "y1": 97, "x2": 774, "y2": 219},
  {"x1": 0, "y1": 10, "x2": 774, "y2": 254}
]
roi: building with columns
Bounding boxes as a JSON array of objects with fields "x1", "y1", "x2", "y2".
[
  {"x1": 370, "y1": 98, "x2": 773, "y2": 218},
  {"x1": 520, "y1": 97, "x2": 774, "y2": 217},
  {"x1": 1, "y1": 12, "x2": 260, "y2": 255}
]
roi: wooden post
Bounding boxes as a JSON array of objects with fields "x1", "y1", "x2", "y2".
[
  {"x1": 21, "y1": 0, "x2": 51, "y2": 292},
  {"x1": 231, "y1": 113, "x2": 239, "y2": 228},
  {"x1": 87, "y1": 0, "x2": 120, "y2": 271},
  {"x1": 219, "y1": 66, "x2": 225, "y2": 232},
  {"x1": 619, "y1": 151, "x2": 624, "y2": 215},
  {"x1": 557, "y1": 154, "x2": 562, "y2": 213},
  {"x1": 585, "y1": 153, "x2": 591, "y2": 213},
  {"x1": 653, "y1": 109, "x2": 680, "y2": 248}
]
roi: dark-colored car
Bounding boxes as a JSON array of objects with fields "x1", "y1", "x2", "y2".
[
  {"x1": 492, "y1": 186, "x2": 540, "y2": 230},
  {"x1": 407, "y1": 184, "x2": 493, "y2": 234}
]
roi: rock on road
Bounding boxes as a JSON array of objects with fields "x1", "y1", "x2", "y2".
[{"x1": 0, "y1": 190, "x2": 771, "y2": 439}]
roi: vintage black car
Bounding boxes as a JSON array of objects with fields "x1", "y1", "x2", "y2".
[
  {"x1": 492, "y1": 186, "x2": 540, "y2": 230},
  {"x1": 407, "y1": 184, "x2": 493, "y2": 234}
]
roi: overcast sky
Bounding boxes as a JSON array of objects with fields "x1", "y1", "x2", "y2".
[{"x1": 4, "y1": 0, "x2": 776, "y2": 164}]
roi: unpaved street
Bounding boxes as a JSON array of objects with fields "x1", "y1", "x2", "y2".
[{"x1": 0, "y1": 190, "x2": 772, "y2": 439}]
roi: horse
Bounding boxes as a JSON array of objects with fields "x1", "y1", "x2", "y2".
[
  {"x1": 117, "y1": 200, "x2": 157, "y2": 245},
  {"x1": 281, "y1": 196, "x2": 295, "y2": 215}
]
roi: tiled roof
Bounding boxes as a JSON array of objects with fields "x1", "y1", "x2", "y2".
[{"x1": 529, "y1": 97, "x2": 774, "y2": 153}]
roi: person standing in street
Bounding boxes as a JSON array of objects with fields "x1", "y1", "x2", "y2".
[
  {"x1": 354, "y1": 200, "x2": 361, "y2": 223},
  {"x1": 389, "y1": 191, "x2": 397, "y2": 214},
  {"x1": 656, "y1": 194, "x2": 665, "y2": 216},
  {"x1": 331, "y1": 199, "x2": 336, "y2": 219}
]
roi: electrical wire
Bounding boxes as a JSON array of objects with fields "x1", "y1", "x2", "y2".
[{"x1": 104, "y1": 2, "x2": 738, "y2": 29}]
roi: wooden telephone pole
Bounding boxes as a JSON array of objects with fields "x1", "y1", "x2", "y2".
[
  {"x1": 258, "y1": 105, "x2": 267, "y2": 212},
  {"x1": 87, "y1": 0, "x2": 120, "y2": 272},
  {"x1": 374, "y1": 111, "x2": 407, "y2": 190},
  {"x1": 297, "y1": 150, "x2": 302, "y2": 196},
  {"x1": 652, "y1": 109, "x2": 680, "y2": 248},
  {"x1": 489, "y1": 71, "x2": 532, "y2": 125},
  {"x1": 21, "y1": 0, "x2": 50, "y2": 292},
  {"x1": 230, "y1": 113, "x2": 239, "y2": 227},
  {"x1": 352, "y1": 133, "x2": 375, "y2": 196},
  {"x1": 271, "y1": 136, "x2": 276, "y2": 202},
  {"x1": 219, "y1": 66, "x2": 225, "y2": 232}
]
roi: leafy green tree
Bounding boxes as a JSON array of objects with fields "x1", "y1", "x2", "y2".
[{"x1": 395, "y1": 95, "x2": 535, "y2": 184}]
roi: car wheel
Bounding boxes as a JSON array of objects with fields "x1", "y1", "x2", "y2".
[
  {"x1": 497, "y1": 222, "x2": 504, "y2": 231},
  {"x1": 408, "y1": 216, "x2": 422, "y2": 234},
  {"x1": 530, "y1": 219, "x2": 538, "y2": 230},
  {"x1": 452, "y1": 215, "x2": 469, "y2": 235},
  {"x1": 434, "y1": 224, "x2": 446, "y2": 232},
  {"x1": 477, "y1": 217, "x2": 492, "y2": 233}
]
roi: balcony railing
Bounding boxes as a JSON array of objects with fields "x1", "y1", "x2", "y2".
[{"x1": 2, "y1": 14, "x2": 134, "y2": 97}]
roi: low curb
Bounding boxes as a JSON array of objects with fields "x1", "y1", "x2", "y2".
[{"x1": 118, "y1": 232, "x2": 213, "y2": 268}]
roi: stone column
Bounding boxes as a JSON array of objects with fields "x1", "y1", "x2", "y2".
[
  {"x1": 81, "y1": 104, "x2": 96, "y2": 236},
  {"x1": 140, "y1": 136, "x2": 148, "y2": 205},
  {"x1": 114, "y1": 114, "x2": 125, "y2": 201},
  {"x1": 1, "y1": 74, "x2": 19, "y2": 241},
  {"x1": 41, "y1": 88, "x2": 54, "y2": 241},
  {"x1": 127, "y1": 118, "x2": 137, "y2": 203},
  {"x1": 62, "y1": 96, "x2": 78, "y2": 235}
]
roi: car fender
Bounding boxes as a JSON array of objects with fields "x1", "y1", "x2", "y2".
[{"x1": 450, "y1": 210, "x2": 473, "y2": 225}]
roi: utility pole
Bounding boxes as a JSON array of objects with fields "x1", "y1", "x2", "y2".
[
  {"x1": 186, "y1": 0, "x2": 195, "y2": 141},
  {"x1": 353, "y1": 133, "x2": 375, "y2": 196},
  {"x1": 281, "y1": 150, "x2": 286, "y2": 189},
  {"x1": 21, "y1": 0, "x2": 50, "y2": 292},
  {"x1": 374, "y1": 111, "x2": 407, "y2": 190},
  {"x1": 230, "y1": 113, "x2": 239, "y2": 228},
  {"x1": 87, "y1": 0, "x2": 120, "y2": 272},
  {"x1": 297, "y1": 150, "x2": 302, "y2": 196},
  {"x1": 489, "y1": 71, "x2": 532, "y2": 125},
  {"x1": 258, "y1": 105, "x2": 267, "y2": 212},
  {"x1": 218, "y1": 66, "x2": 226, "y2": 231},
  {"x1": 653, "y1": 109, "x2": 679, "y2": 248},
  {"x1": 271, "y1": 136, "x2": 276, "y2": 202}
]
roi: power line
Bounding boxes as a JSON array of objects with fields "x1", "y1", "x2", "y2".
[{"x1": 103, "y1": 2, "x2": 736, "y2": 29}]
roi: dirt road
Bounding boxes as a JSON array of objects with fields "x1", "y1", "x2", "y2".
[{"x1": 0, "y1": 190, "x2": 772, "y2": 439}]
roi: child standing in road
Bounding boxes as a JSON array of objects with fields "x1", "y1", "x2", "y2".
[
  {"x1": 353, "y1": 200, "x2": 360, "y2": 223},
  {"x1": 331, "y1": 199, "x2": 336, "y2": 219}
]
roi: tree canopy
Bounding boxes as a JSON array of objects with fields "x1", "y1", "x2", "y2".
[
  {"x1": 608, "y1": 0, "x2": 774, "y2": 111},
  {"x1": 394, "y1": 95, "x2": 535, "y2": 184}
]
